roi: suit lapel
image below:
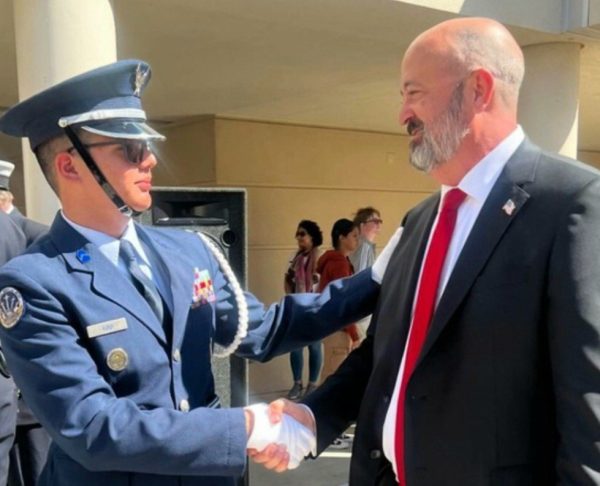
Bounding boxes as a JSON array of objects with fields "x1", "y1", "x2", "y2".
[
  {"x1": 137, "y1": 225, "x2": 193, "y2": 346},
  {"x1": 418, "y1": 140, "x2": 539, "y2": 364},
  {"x1": 376, "y1": 196, "x2": 439, "y2": 386},
  {"x1": 50, "y1": 215, "x2": 167, "y2": 344}
]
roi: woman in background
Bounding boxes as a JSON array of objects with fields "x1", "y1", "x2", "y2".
[
  {"x1": 317, "y1": 218, "x2": 361, "y2": 382},
  {"x1": 316, "y1": 218, "x2": 360, "y2": 449},
  {"x1": 284, "y1": 220, "x2": 323, "y2": 400}
]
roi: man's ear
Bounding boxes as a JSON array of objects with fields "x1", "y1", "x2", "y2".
[
  {"x1": 470, "y1": 68, "x2": 494, "y2": 110},
  {"x1": 55, "y1": 151, "x2": 81, "y2": 181}
]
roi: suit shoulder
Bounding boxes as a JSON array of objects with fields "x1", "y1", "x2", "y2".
[
  {"x1": 404, "y1": 192, "x2": 438, "y2": 222},
  {"x1": 536, "y1": 150, "x2": 600, "y2": 188}
]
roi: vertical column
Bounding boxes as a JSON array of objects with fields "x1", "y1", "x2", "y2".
[
  {"x1": 12, "y1": 0, "x2": 117, "y2": 223},
  {"x1": 519, "y1": 42, "x2": 581, "y2": 158}
]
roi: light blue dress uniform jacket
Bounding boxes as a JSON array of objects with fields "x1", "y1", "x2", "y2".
[{"x1": 0, "y1": 214, "x2": 379, "y2": 486}]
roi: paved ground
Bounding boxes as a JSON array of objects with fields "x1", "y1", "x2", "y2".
[{"x1": 249, "y1": 446, "x2": 351, "y2": 486}]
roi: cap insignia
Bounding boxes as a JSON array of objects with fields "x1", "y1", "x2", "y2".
[{"x1": 133, "y1": 63, "x2": 150, "y2": 97}]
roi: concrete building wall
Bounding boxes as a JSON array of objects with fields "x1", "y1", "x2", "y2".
[
  {"x1": 397, "y1": 0, "x2": 564, "y2": 32},
  {"x1": 579, "y1": 150, "x2": 600, "y2": 169}
]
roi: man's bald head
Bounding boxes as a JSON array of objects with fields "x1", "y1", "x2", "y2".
[{"x1": 405, "y1": 17, "x2": 525, "y2": 107}]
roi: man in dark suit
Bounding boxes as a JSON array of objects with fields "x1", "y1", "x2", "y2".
[
  {"x1": 0, "y1": 211, "x2": 26, "y2": 485},
  {"x1": 0, "y1": 160, "x2": 48, "y2": 246},
  {"x1": 255, "y1": 16, "x2": 600, "y2": 485}
]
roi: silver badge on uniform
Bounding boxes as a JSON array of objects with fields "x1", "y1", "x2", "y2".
[
  {"x1": 106, "y1": 348, "x2": 129, "y2": 372},
  {"x1": 0, "y1": 287, "x2": 24, "y2": 329}
]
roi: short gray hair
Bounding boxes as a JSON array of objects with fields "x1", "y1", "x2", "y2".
[{"x1": 452, "y1": 29, "x2": 525, "y2": 105}]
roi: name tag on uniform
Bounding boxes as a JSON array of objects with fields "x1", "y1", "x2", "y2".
[{"x1": 86, "y1": 318, "x2": 128, "y2": 339}]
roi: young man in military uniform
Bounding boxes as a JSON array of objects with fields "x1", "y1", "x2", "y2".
[
  {"x1": 0, "y1": 60, "x2": 380, "y2": 485},
  {"x1": 0, "y1": 211, "x2": 26, "y2": 486}
]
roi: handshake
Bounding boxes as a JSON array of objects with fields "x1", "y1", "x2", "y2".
[{"x1": 245, "y1": 399, "x2": 316, "y2": 472}]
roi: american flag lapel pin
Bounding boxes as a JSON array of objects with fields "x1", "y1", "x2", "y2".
[{"x1": 502, "y1": 198, "x2": 516, "y2": 216}]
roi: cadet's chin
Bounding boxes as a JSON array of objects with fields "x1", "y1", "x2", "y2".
[{"x1": 129, "y1": 195, "x2": 153, "y2": 213}]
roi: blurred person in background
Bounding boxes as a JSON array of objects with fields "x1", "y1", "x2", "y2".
[
  {"x1": 316, "y1": 218, "x2": 361, "y2": 449},
  {"x1": 0, "y1": 160, "x2": 49, "y2": 486},
  {"x1": 349, "y1": 206, "x2": 382, "y2": 273},
  {"x1": 0, "y1": 161, "x2": 48, "y2": 246},
  {"x1": 0, "y1": 211, "x2": 26, "y2": 486},
  {"x1": 284, "y1": 220, "x2": 323, "y2": 400},
  {"x1": 350, "y1": 207, "x2": 383, "y2": 339},
  {"x1": 318, "y1": 219, "x2": 361, "y2": 382}
]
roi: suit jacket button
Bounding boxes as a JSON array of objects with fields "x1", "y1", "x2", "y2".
[
  {"x1": 179, "y1": 399, "x2": 190, "y2": 412},
  {"x1": 370, "y1": 449, "x2": 382, "y2": 459},
  {"x1": 173, "y1": 348, "x2": 181, "y2": 362}
]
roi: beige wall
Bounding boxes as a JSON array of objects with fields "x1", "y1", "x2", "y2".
[
  {"x1": 579, "y1": 150, "x2": 600, "y2": 170},
  {"x1": 154, "y1": 116, "x2": 217, "y2": 187},
  {"x1": 213, "y1": 118, "x2": 435, "y2": 299},
  {"x1": 158, "y1": 116, "x2": 433, "y2": 396}
]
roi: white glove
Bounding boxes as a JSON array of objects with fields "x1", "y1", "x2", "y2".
[{"x1": 246, "y1": 402, "x2": 316, "y2": 469}]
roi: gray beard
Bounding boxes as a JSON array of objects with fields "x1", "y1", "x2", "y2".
[{"x1": 409, "y1": 83, "x2": 470, "y2": 173}]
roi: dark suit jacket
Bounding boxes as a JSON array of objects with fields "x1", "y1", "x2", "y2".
[
  {"x1": 8, "y1": 208, "x2": 48, "y2": 247},
  {"x1": 304, "y1": 139, "x2": 600, "y2": 486}
]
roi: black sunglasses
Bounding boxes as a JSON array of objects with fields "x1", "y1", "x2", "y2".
[
  {"x1": 296, "y1": 230, "x2": 308, "y2": 237},
  {"x1": 67, "y1": 139, "x2": 152, "y2": 164}
]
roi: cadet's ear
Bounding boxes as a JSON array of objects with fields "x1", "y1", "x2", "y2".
[{"x1": 55, "y1": 150, "x2": 81, "y2": 182}]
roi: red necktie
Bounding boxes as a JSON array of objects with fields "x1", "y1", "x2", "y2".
[{"x1": 394, "y1": 188, "x2": 467, "y2": 486}]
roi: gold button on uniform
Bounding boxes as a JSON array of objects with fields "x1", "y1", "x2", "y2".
[
  {"x1": 179, "y1": 399, "x2": 190, "y2": 412},
  {"x1": 173, "y1": 349, "x2": 181, "y2": 362},
  {"x1": 106, "y1": 348, "x2": 128, "y2": 371}
]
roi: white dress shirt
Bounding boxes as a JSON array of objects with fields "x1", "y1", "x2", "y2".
[{"x1": 377, "y1": 126, "x2": 525, "y2": 479}]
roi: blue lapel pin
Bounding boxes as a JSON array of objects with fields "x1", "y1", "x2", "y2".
[{"x1": 76, "y1": 248, "x2": 91, "y2": 263}]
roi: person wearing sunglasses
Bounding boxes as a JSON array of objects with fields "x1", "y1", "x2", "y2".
[
  {"x1": 0, "y1": 60, "x2": 381, "y2": 486},
  {"x1": 284, "y1": 220, "x2": 323, "y2": 400},
  {"x1": 349, "y1": 206, "x2": 383, "y2": 275},
  {"x1": 350, "y1": 206, "x2": 383, "y2": 340}
]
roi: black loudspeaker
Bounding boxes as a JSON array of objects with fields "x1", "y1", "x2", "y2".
[{"x1": 136, "y1": 187, "x2": 248, "y2": 414}]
